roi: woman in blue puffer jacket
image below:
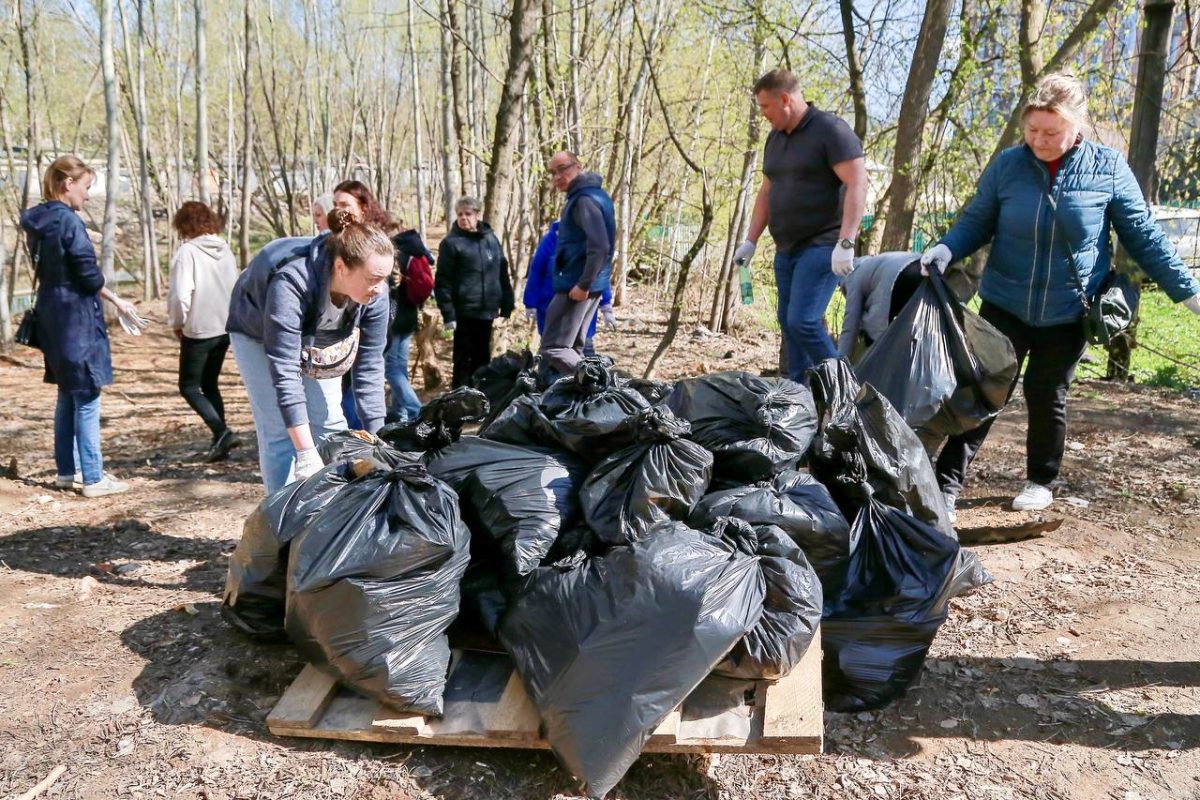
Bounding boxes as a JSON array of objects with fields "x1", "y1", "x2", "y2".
[{"x1": 920, "y1": 73, "x2": 1200, "y2": 515}]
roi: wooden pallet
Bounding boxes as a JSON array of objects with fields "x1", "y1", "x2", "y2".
[{"x1": 267, "y1": 630, "x2": 822, "y2": 754}]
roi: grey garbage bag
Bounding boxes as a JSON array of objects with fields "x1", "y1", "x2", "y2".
[
  {"x1": 500, "y1": 520, "x2": 765, "y2": 798},
  {"x1": 284, "y1": 460, "x2": 471, "y2": 717}
]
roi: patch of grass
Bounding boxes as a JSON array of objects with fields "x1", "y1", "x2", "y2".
[{"x1": 1077, "y1": 289, "x2": 1200, "y2": 389}]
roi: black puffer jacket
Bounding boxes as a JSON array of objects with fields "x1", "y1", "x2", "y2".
[{"x1": 434, "y1": 222, "x2": 514, "y2": 324}]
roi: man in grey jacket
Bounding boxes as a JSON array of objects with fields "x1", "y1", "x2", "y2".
[
  {"x1": 539, "y1": 151, "x2": 616, "y2": 378},
  {"x1": 836, "y1": 252, "x2": 919, "y2": 359}
]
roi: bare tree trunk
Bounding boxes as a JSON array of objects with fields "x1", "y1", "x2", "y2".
[
  {"x1": 0, "y1": 215, "x2": 10, "y2": 348},
  {"x1": 483, "y1": 0, "x2": 539, "y2": 234},
  {"x1": 879, "y1": 0, "x2": 954, "y2": 252},
  {"x1": 195, "y1": 0, "x2": 210, "y2": 204},
  {"x1": 100, "y1": 0, "x2": 120, "y2": 288},
  {"x1": 439, "y1": 0, "x2": 458, "y2": 226},
  {"x1": 640, "y1": 18, "x2": 714, "y2": 380},
  {"x1": 13, "y1": 0, "x2": 39, "y2": 296},
  {"x1": 407, "y1": 0, "x2": 428, "y2": 239},
  {"x1": 225, "y1": 6, "x2": 236, "y2": 238},
  {"x1": 567, "y1": 0, "x2": 583, "y2": 151},
  {"x1": 239, "y1": 0, "x2": 255, "y2": 268},
  {"x1": 838, "y1": 0, "x2": 869, "y2": 141},
  {"x1": 711, "y1": 38, "x2": 766, "y2": 333},
  {"x1": 612, "y1": 0, "x2": 664, "y2": 306},
  {"x1": 985, "y1": 0, "x2": 1121, "y2": 165},
  {"x1": 446, "y1": 0, "x2": 471, "y2": 195},
  {"x1": 135, "y1": 0, "x2": 160, "y2": 300}
]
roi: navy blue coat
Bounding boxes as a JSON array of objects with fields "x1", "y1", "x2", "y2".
[
  {"x1": 941, "y1": 140, "x2": 1200, "y2": 326},
  {"x1": 20, "y1": 201, "x2": 112, "y2": 395}
]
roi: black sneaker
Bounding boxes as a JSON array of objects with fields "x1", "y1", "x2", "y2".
[{"x1": 205, "y1": 429, "x2": 242, "y2": 463}]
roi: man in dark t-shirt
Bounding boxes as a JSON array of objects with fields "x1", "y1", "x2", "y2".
[{"x1": 733, "y1": 69, "x2": 867, "y2": 383}]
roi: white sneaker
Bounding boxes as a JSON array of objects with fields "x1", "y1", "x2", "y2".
[
  {"x1": 1012, "y1": 482, "x2": 1053, "y2": 511},
  {"x1": 81, "y1": 473, "x2": 130, "y2": 498},
  {"x1": 55, "y1": 473, "x2": 83, "y2": 491},
  {"x1": 943, "y1": 492, "x2": 958, "y2": 524}
]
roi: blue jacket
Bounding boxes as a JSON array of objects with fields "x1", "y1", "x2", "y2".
[
  {"x1": 553, "y1": 172, "x2": 615, "y2": 294},
  {"x1": 523, "y1": 221, "x2": 611, "y2": 334},
  {"x1": 226, "y1": 233, "x2": 388, "y2": 433},
  {"x1": 20, "y1": 201, "x2": 112, "y2": 395},
  {"x1": 941, "y1": 139, "x2": 1199, "y2": 326}
]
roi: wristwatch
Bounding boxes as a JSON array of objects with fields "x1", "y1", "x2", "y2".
[{"x1": 838, "y1": 238, "x2": 856, "y2": 250}]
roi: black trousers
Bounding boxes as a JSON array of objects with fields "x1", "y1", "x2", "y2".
[
  {"x1": 179, "y1": 333, "x2": 230, "y2": 439},
  {"x1": 936, "y1": 301, "x2": 1088, "y2": 495},
  {"x1": 451, "y1": 317, "x2": 494, "y2": 389}
]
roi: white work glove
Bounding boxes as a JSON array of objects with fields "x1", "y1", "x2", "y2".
[
  {"x1": 733, "y1": 240, "x2": 757, "y2": 266},
  {"x1": 831, "y1": 246, "x2": 855, "y2": 277},
  {"x1": 1182, "y1": 294, "x2": 1200, "y2": 315},
  {"x1": 600, "y1": 304, "x2": 617, "y2": 331},
  {"x1": 920, "y1": 243, "x2": 952, "y2": 276},
  {"x1": 293, "y1": 448, "x2": 324, "y2": 482},
  {"x1": 115, "y1": 300, "x2": 150, "y2": 336},
  {"x1": 441, "y1": 320, "x2": 456, "y2": 339},
  {"x1": 524, "y1": 307, "x2": 537, "y2": 322}
]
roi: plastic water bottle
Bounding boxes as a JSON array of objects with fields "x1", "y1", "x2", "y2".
[{"x1": 738, "y1": 263, "x2": 754, "y2": 305}]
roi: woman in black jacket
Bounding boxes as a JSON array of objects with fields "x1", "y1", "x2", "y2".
[{"x1": 434, "y1": 196, "x2": 514, "y2": 387}]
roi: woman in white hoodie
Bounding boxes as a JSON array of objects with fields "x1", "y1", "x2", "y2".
[{"x1": 167, "y1": 201, "x2": 242, "y2": 461}]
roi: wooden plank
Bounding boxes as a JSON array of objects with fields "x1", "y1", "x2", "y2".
[
  {"x1": 757, "y1": 628, "x2": 823, "y2": 752},
  {"x1": 647, "y1": 709, "x2": 680, "y2": 744},
  {"x1": 269, "y1": 630, "x2": 823, "y2": 755},
  {"x1": 266, "y1": 665, "x2": 338, "y2": 732}
]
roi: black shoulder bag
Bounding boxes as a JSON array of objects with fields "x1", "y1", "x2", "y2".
[
  {"x1": 1043, "y1": 193, "x2": 1139, "y2": 347},
  {"x1": 14, "y1": 239, "x2": 41, "y2": 350}
]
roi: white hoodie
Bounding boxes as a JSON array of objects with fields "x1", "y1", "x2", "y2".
[{"x1": 167, "y1": 234, "x2": 238, "y2": 339}]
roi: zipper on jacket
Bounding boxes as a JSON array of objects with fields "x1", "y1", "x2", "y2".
[{"x1": 1028, "y1": 144, "x2": 1077, "y2": 323}]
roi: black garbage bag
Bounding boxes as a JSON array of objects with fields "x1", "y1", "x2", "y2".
[
  {"x1": 689, "y1": 469, "x2": 852, "y2": 585},
  {"x1": 221, "y1": 464, "x2": 353, "y2": 639},
  {"x1": 284, "y1": 460, "x2": 471, "y2": 717},
  {"x1": 472, "y1": 349, "x2": 548, "y2": 427},
  {"x1": 625, "y1": 377, "x2": 675, "y2": 405},
  {"x1": 478, "y1": 393, "x2": 546, "y2": 447},
  {"x1": 580, "y1": 406, "x2": 713, "y2": 545},
  {"x1": 808, "y1": 359, "x2": 954, "y2": 538},
  {"x1": 318, "y1": 429, "x2": 417, "y2": 467},
  {"x1": 855, "y1": 265, "x2": 1017, "y2": 449},
  {"x1": 822, "y1": 499, "x2": 992, "y2": 712},
  {"x1": 500, "y1": 520, "x2": 765, "y2": 798},
  {"x1": 665, "y1": 371, "x2": 817, "y2": 483},
  {"x1": 533, "y1": 357, "x2": 651, "y2": 459},
  {"x1": 425, "y1": 437, "x2": 587, "y2": 579},
  {"x1": 708, "y1": 518, "x2": 823, "y2": 681},
  {"x1": 378, "y1": 386, "x2": 489, "y2": 452}
]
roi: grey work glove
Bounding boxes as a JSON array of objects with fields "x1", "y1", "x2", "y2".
[
  {"x1": 733, "y1": 240, "x2": 757, "y2": 266},
  {"x1": 920, "y1": 243, "x2": 952, "y2": 276},
  {"x1": 600, "y1": 304, "x2": 617, "y2": 331},
  {"x1": 293, "y1": 448, "x2": 324, "y2": 482}
]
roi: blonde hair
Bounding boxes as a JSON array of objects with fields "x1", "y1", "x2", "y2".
[
  {"x1": 42, "y1": 155, "x2": 96, "y2": 201},
  {"x1": 1022, "y1": 73, "x2": 1090, "y2": 131}
]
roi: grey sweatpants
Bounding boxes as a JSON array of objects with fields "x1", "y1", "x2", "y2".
[{"x1": 540, "y1": 291, "x2": 602, "y2": 375}]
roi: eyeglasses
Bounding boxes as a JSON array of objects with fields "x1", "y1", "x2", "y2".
[{"x1": 547, "y1": 162, "x2": 579, "y2": 177}]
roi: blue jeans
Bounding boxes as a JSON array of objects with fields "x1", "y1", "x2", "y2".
[
  {"x1": 230, "y1": 332, "x2": 347, "y2": 494},
  {"x1": 384, "y1": 333, "x2": 422, "y2": 422},
  {"x1": 773, "y1": 244, "x2": 840, "y2": 383},
  {"x1": 54, "y1": 389, "x2": 103, "y2": 484}
]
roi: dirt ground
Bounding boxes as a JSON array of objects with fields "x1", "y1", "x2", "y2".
[{"x1": 1, "y1": 295, "x2": 1198, "y2": 800}]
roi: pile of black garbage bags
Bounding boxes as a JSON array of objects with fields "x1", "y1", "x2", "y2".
[{"x1": 223, "y1": 352, "x2": 991, "y2": 798}]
